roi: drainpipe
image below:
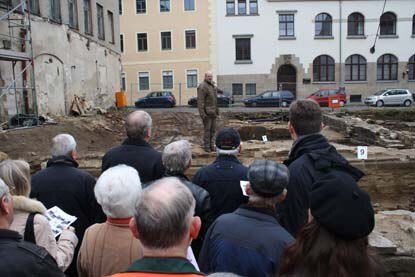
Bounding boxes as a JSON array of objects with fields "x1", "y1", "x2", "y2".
[{"x1": 339, "y1": 0, "x2": 343, "y2": 89}]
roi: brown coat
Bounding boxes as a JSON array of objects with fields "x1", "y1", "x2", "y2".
[
  {"x1": 9, "y1": 195, "x2": 78, "y2": 272},
  {"x1": 197, "y1": 80, "x2": 219, "y2": 118},
  {"x1": 77, "y1": 219, "x2": 144, "y2": 277}
]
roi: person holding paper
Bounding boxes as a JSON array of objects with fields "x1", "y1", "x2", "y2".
[
  {"x1": 0, "y1": 159, "x2": 78, "y2": 272},
  {"x1": 0, "y1": 178, "x2": 65, "y2": 277},
  {"x1": 199, "y1": 160, "x2": 293, "y2": 277}
]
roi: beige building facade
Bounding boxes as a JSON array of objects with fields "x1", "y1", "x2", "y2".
[{"x1": 120, "y1": 0, "x2": 214, "y2": 106}]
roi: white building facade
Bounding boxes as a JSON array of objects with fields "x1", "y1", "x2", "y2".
[{"x1": 215, "y1": 0, "x2": 415, "y2": 102}]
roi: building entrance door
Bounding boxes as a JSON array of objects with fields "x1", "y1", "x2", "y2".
[{"x1": 277, "y1": 64, "x2": 296, "y2": 97}]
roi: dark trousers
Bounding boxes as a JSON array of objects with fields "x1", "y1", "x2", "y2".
[{"x1": 203, "y1": 116, "x2": 216, "y2": 149}]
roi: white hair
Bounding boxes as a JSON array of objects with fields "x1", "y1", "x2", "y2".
[
  {"x1": 216, "y1": 145, "x2": 240, "y2": 156},
  {"x1": 162, "y1": 140, "x2": 192, "y2": 174},
  {"x1": 0, "y1": 178, "x2": 10, "y2": 199},
  {"x1": 51, "y1": 134, "x2": 77, "y2": 157},
  {"x1": 95, "y1": 165, "x2": 142, "y2": 219}
]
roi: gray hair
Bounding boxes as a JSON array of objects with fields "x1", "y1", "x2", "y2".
[
  {"x1": 95, "y1": 165, "x2": 142, "y2": 219},
  {"x1": 0, "y1": 178, "x2": 10, "y2": 199},
  {"x1": 126, "y1": 110, "x2": 152, "y2": 140},
  {"x1": 134, "y1": 177, "x2": 195, "y2": 249},
  {"x1": 216, "y1": 145, "x2": 240, "y2": 156},
  {"x1": 51, "y1": 134, "x2": 77, "y2": 157},
  {"x1": 162, "y1": 140, "x2": 192, "y2": 174}
]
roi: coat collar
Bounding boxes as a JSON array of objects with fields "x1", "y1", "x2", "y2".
[
  {"x1": 46, "y1": 155, "x2": 78, "y2": 168},
  {"x1": 235, "y1": 205, "x2": 280, "y2": 223},
  {"x1": 125, "y1": 257, "x2": 203, "y2": 275},
  {"x1": 122, "y1": 138, "x2": 152, "y2": 148},
  {"x1": 165, "y1": 172, "x2": 189, "y2": 181},
  {"x1": 12, "y1": 196, "x2": 46, "y2": 214},
  {"x1": 0, "y1": 229, "x2": 23, "y2": 241},
  {"x1": 214, "y1": 155, "x2": 241, "y2": 164}
]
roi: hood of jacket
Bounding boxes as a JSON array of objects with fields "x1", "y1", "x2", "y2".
[
  {"x1": 285, "y1": 133, "x2": 364, "y2": 181},
  {"x1": 12, "y1": 195, "x2": 47, "y2": 214}
]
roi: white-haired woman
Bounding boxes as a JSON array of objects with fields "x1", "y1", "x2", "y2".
[
  {"x1": 0, "y1": 159, "x2": 78, "y2": 272},
  {"x1": 77, "y1": 164, "x2": 144, "y2": 277}
]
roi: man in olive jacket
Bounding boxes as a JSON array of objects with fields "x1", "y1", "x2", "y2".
[{"x1": 197, "y1": 71, "x2": 219, "y2": 152}]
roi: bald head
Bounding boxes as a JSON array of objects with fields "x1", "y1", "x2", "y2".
[
  {"x1": 204, "y1": 71, "x2": 213, "y2": 83},
  {"x1": 133, "y1": 177, "x2": 195, "y2": 249},
  {"x1": 126, "y1": 110, "x2": 152, "y2": 140}
]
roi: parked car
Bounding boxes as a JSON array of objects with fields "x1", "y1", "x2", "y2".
[
  {"x1": 244, "y1": 90, "x2": 295, "y2": 107},
  {"x1": 135, "y1": 91, "x2": 176, "y2": 108},
  {"x1": 364, "y1": 89, "x2": 413, "y2": 107},
  {"x1": 307, "y1": 88, "x2": 347, "y2": 107},
  {"x1": 188, "y1": 90, "x2": 234, "y2": 107}
]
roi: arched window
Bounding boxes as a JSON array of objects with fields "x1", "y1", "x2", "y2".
[
  {"x1": 345, "y1": 55, "x2": 366, "y2": 81},
  {"x1": 409, "y1": 55, "x2": 415, "y2": 81},
  {"x1": 313, "y1": 55, "x2": 335, "y2": 81},
  {"x1": 377, "y1": 54, "x2": 398, "y2": 80},
  {"x1": 315, "y1": 13, "x2": 332, "y2": 36},
  {"x1": 347, "y1": 13, "x2": 364, "y2": 36},
  {"x1": 380, "y1": 12, "x2": 396, "y2": 35}
]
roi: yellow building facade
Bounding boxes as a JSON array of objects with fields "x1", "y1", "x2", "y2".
[{"x1": 120, "y1": 0, "x2": 214, "y2": 106}]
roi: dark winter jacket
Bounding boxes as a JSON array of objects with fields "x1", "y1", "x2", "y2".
[
  {"x1": 192, "y1": 155, "x2": 248, "y2": 221},
  {"x1": 164, "y1": 172, "x2": 213, "y2": 258},
  {"x1": 197, "y1": 80, "x2": 219, "y2": 118},
  {"x1": 102, "y1": 138, "x2": 165, "y2": 183},
  {"x1": 277, "y1": 133, "x2": 364, "y2": 236},
  {"x1": 30, "y1": 155, "x2": 106, "y2": 276},
  {"x1": 0, "y1": 229, "x2": 65, "y2": 277},
  {"x1": 199, "y1": 205, "x2": 294, "y2": 277}
]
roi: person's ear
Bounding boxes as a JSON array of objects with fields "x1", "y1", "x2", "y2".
[
  {"x1": 245, "y1": 183, "x2": 253, "y2": 196},
  {"x1": 71, "y1": 149, "x2": 78, "y2": 160},
  {"x1": 190, "y1": 216, "x2": 201, "y2": 240},
  {"x1": 0, "y1": 195, "x2": 12, "y2": 215},
  {"x1": 187, "y1": 159, "x2": 192, "y2": 170},
  {"x1": 278, "y1": 189, "x2": 287, "y2": 202},
  {"x1": 129, "y1": 217, "x2": 140, "y2": 239},
  {"x1": 288, "y1": 121, "x2": 297, "y2": 139},
  {"x1": 147, "y1": 128, "x2": 152, "y2": 139}
]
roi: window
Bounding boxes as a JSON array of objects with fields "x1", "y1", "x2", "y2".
[
  {"x1": 161, "y1": 31, "x2": 171, "y2": 50},
  {"x1": 120, "y1": 34, "x2": 124, "y2": 53},
  {"x1": 226, "y1": 0, "x2": 235, "y2": 15},
  {"x1": 232, "y1": 83, "x2": 243, "y2": 95},
  {"x1": 184, "y1": 0, "x2": 195, "y2": 11},
  {"x1": 187, "y1": 70, "x2": 198, "y2": 88},
  {"x1": 347, "y1": 12, "x2": 364, "y2": 36},
  {"x1": 68, "y1": 0, "x2": 78, "y2": 29},
  {"x1": 97, "y1": 4, "x2": 105, "y2": 40},
  {"x1": 315, "y1": 13, "x2": 332, "y2": 36},
  {"x1": 249, "y1": 0, "x2": 258, "y2": 14},
  {"x1": 313, "y1": 55, "x2": 335, "y2": 82},
  {"x1": 238, "y1": 0, "x2": 246, "y2": 15},
  {"x1": 246, "y1": 83, "x2": 256, "y2": 95},
  {"x1": 83, "y1": 0, "x2": 92, "y2": 35},
  {"x1": 235, "y1": 38, "x2": 251, "y2": 61},
  {"x1": 185, "y1": 30, "x2": 196, "y2": 49},
  {"x1": 380, "y1": 12, "x2": 396, "y2": 35},
  {"x1": 119, "y1": 0, "x2": 122, "y2": 15},
  {"x1": 279, "y1": 14, "x2": 294, "y2": 37},
  {"x1": 139, "y1": 72, "x2": 149, "y2": 90},
  {"x1": 136, "y1": 0, "x2": 146, "y2": 14},
  {"x1": 409, "y1": 55, "x2": 415, "y2": 81},
  {"x1": 137, "y1": 33, "x2": 148, "y2": 51},
  {"x1": 162, "y1": 71, "x2": 173, "y2": 89},
  {"x1": 121, "y1": 72, "x2": 126, "y2": 91},
  {"x1": 160, "y1": 0, "x2": 170, "y2": 12},
  {"x1": 108, "y1": 11, "x2": 115, "y2": 44},
  {"x1": 28, "y1": 0, "x2": 40, "y2": 15},
  {"x1": 50, "y1": 0, "x2": 61, "y2": 22},
  {"x1": 412, "y1": 15, "x2": 415, "y2": 35},
  {"x1": 377, "y1": 54, "x2": 398, "y2": 80},
  {"x1": 345, "y1": 54, "x2": 366, "y2": 81}
]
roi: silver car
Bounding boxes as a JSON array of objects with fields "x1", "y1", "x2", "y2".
[{"x1": 364, "y1": 89, "x2": 413, "y2": 107}]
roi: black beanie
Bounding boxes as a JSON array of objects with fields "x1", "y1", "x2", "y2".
[
  {"x1": 247, "y1": 160, "x2": 289, "y2": 197},
  {"x1": 310, "y1": 171, "x2": 375, "y2": 240}
]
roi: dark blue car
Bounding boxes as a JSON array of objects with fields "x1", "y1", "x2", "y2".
[
  {"x1": 135, "y1": 91, "x2": 176, "y2": 108},
  {"x1": 244, "y1": 90, "x2": 295, "y2": 107}
]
